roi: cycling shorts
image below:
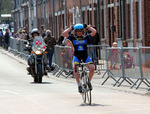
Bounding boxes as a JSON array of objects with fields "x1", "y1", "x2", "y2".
[{"x1": 72, "y1": 56, "x2": 93, "y2": 65}]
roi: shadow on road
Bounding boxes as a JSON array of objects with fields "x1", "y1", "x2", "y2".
[
  {"x1": 30, "y1": 82, "x2": 53, "y2": 84},
  {"x1": 80, "y1": 103, "x2": 110, "y2": 107}
]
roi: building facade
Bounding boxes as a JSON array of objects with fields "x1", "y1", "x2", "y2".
[{"x1": 12, "y1": 0, "x2": 150, "y2": 47}]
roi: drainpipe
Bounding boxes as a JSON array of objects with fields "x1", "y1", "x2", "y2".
[
  {"x1": 119, "y1": 0, "x2": 122, "y2": 39},
  {"x1": 52, "y1": 0, "x2": 55, "y2": 36},
  {"x1": 80, "y1": 0, "x2": 82, "y2": 23},
  {"x1": 122, "y1": 0, "x2": 126, "y2": 40},
  {"x1": 44, "y1": 1, "x2": 46, "y2": 29},
  {"x1": 97, "y1": 0, "x2": 100, "y2": 37},
  {"x1": 64, "y1": 0, "x2": 66, "y2": 28}
]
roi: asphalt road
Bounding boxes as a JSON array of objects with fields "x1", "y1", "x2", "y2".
[{"x1": 0, "y1": 50, "x2": 150, "y2": 114}]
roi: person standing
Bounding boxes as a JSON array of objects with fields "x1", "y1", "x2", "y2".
[
  {"x1": 4, "y1": 29, "x2": 10, "y2": 50},
  {"x1": 44, "y1": 30, "x2": 56, "y2": 71},
  {"x1": 42, "y1": 29, "x2": 47, "y2": 38},
  {"x1": 23, "y1": 27, "x2": 29, "y2": 41},
  {"x1": 57, "y1": 35, "x2": 64, "y2": 46},
  {"x1": 109, "y1": 42, "x2": 119, "y2": 69}
]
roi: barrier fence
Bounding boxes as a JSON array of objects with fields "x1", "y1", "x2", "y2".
[
  {"x1": 2, "y1": 37, "x2": 150, "y2": 90},
  {"x1": 102, "y1": 47, "x2": 150, "y2": 90}
]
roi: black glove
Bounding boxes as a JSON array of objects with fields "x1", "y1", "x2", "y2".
[
  {"x1": 70, "y1": 25, "x2": 74, "y2": 30},
  {"x1": 83, "y1": 23, "x2": 87, "y2": 28}
]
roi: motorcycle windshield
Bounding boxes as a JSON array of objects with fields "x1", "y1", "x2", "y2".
[{"x1": 32, "y1": 36, "x2": 46, "y2": 51}]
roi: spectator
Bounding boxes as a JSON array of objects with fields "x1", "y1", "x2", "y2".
[
  {"x1": 65, "y1": 39, "x2": 74, "y2": 56},
  {"x1": 122, "y1": 41, "x2": 134, "y2": 68},
  {"x1": 91, "y1": 26, "x2": 100, "y2": 64},
  {"x1": 18, "y1": 29, "x2": 22, "y2": 38},
  {"x1": 23, "y1": 27, "x2": 29, "y2": 40},
  {"x1": 13, "y1": 33, "x2": 19, "y2": 38},
  {"x1": 64, "y1": 39, "x2": 74, "y2": 75},
  {"x1": 0, "y1": 29, "x2": 3, "y2": 36},
  {"x1": 4, "y1": 29, "x2": 10, "y2": 50},
  {"x1": 122, "y1": 41, "x2": 128, "y2": 47},
  {"x1": 9, "y1": 24, "x2": 11, "y2": 32},
  {"x1": 92, "y1": 26, "x2": 100, "y2": 45},
  {"x1": 109, "y1": 42, "x2": 119, "y2": 69},
  {"x1": 85, "y1": 26, "x2": 97, "y2": 63},
  {"x1": 44, "y1": 30, "x2": 56, "y2": 71},
  {"x1": 0, "y1": 29, "x2": 3, "y2": 46},
  {"x1": 20, "y1": 30, "x2": 26, "y2": 39},
  {"x1": 42, "y1": 29, "x2": 47, "y2": 38},
  {"x1": 57, "y1": 35, "x2": 64, "y2": 45}
]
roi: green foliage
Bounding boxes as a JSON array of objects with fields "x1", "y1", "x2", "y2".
[{"x1": 0, "y1": 0, "x2": 12, "y2": 14}]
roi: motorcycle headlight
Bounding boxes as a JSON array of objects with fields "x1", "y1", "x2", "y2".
[{"x1": 35, "y1": 50, "x2": 42, "y2": 55}]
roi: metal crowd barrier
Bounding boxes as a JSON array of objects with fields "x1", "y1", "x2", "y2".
[
  {"x1": 87, "y1": 45, "x2": 109, "y2": 77},
  {"x1": 9, "y1": 37, "x2": 28, "y2": 60},
  {"x1": 138, "y1": 47, "x2": 150, "y2": 90},
  {"x1": 52, "y1": 45, "x2": 73, "y2": 78},
  {"x1": 102, "y1": 47, "x2": 150, "y2": 90},
  {"x1": 52, "y1": 45, "x2": 109, "y2": 78}
]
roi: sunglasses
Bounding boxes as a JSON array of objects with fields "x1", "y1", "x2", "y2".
[{"x1": 76, "y1": 29, "x2": 84, "y2": 32}]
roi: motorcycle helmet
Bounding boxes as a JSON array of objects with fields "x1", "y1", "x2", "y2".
[
  {"x1": 74, "y1": 23, "x2": 84, "y2": 31},
  {"x1": 31, "y1": 28, "x2": 39, "y2": 37}
]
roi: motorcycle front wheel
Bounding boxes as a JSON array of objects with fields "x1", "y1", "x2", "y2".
[{"x1": 37, "y1": 64, "x2": 42, "y2": 83}]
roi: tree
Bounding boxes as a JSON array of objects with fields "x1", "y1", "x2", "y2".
[{"x1": 0, "y1": 0, "x2": 13, "y2": 23}]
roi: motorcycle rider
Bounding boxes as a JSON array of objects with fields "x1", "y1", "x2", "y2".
[
  {"x1": 26, "y1": 28, "x2": 40, "y2": 74},
  {"x1": 63, "y1": 23, "x2": 96, "y2": 93}
]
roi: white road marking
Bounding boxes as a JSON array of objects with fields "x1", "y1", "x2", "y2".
[{"x1": 2, "y1": 90, "x2": 20, "y2": 94}]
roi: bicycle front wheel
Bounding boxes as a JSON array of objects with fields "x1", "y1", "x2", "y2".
[
  {"x1": 86, "y1": 77, "x2": 91, "y2": 105},
  {"x1": 81, "y1": 90, "x2": 86, "y2": 103}
]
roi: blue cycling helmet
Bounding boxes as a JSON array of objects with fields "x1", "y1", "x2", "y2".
[{"x1": 74, "y1": 23, "x2": 84, "y2": 30}]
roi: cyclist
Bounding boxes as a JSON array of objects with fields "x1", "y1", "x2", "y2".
[{"x1": 63, "y1": 23, "x2": 96, "y2": 93}]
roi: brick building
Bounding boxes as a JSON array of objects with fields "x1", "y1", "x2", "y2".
[{"x1": 12, "y1": 0, "x2": 150, "y2": 47}]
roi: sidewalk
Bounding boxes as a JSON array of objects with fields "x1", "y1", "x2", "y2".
[{"x1": 0, "y1": 47, "x2": 150, "y2": 96}]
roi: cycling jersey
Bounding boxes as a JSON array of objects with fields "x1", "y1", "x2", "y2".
[{"x1": 68, "y1": 34, "x2": 93, "y2": 64}]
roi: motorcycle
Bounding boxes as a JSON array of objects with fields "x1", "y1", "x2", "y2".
[{"x1": 24, "y1": 36, "x2": 48, "y2": 83}]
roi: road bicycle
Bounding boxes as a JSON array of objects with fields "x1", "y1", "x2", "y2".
[{"x1": 75, "y1": 62, "x2": 92, "y2": 105}]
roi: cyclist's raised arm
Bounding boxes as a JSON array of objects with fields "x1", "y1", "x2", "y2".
[
  {"x1": 63, "y1": 27, "x2": 73, "y2": 38},
  {"x1": 85, "y1": 25, "x2": 97, "y2": 37}
]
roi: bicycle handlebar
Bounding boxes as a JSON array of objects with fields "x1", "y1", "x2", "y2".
[{"x1": 75, "y1": 62, "x2": 93, "y2": 72}]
